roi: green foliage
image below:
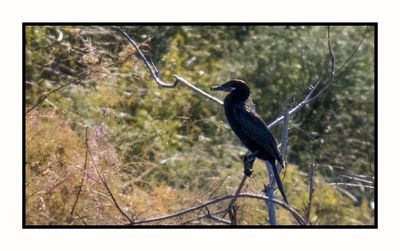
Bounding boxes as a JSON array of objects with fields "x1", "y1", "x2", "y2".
[{"x1": 25, "y1": 25, "x2": 374, "y2": 225}]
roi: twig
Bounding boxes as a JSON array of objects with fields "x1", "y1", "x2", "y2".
[
  {"x1": 69, "y1": 127, "x2": 89, "y2": 217},
  {"x1": 339, "y1": 174, "x2": 374, "y2": 184},
  {"x1": 267, "y1": 81, "x2": 319, "y2": 129},
  {"x1": 85, "y1": 128, "x2": 134, "y2": 224},
  {"x1": 328, "y1": 182, "x2": 374, "y2": 189},
  {"x1": 305, "y1": 162, "x2": 316, "y2": 224},
  {"x1": 334, "y1": 26, "x2": 368, "y2": 75},
  {"x1": 130, "y1": 192, "x2": 306, "y2": 225},
  {"x1": 203, "y1": 208, "x2": 231, "y2": 224},
  {"x1": 25, "y1": 72, "x2": 86, "y2": 115},
  {"x1": 268, "y1": 26, "x2": 368, "y2": 129},
  {"x1": 226, "y1": 175, "x2": 247, "y2": 214}
]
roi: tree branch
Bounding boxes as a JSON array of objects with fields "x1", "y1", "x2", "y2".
[
  {"x1": 116, "y1": 26, "x2": 223, "y2": 105},
  {"x1": 69, "y1": 127, "x2": 89, "y2": 218},
  {"x1": 129, "y1": 192, "x2": 306, "y2": 225},
  {"x1": 26, "y1": 80, "x2": 74, "y2": 115}
]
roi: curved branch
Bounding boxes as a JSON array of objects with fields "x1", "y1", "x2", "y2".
[
  {"x1": 117, "y1": 27, "x2": 223, "y2": 105},
  {"x1": 130, "y1": 192, "x2": 306, "y2": 225}
]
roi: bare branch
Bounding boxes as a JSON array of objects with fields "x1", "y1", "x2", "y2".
[
  {"x1": 69, "y1": 127, "x2": 89, "y2": 218},
  {"x1": 116, "y1": 27, "x2": 223, "y2": 105},
  {"x1": 227, "y1": 175, "x2": 247, "y2": 213},
  {"x1": 130, "y1": 192, "x2": 306, "y2": 225},
  {"x1": 85, "y1": 128, "x2": 134, "y2": 224},
  {"x1": 203, "y1": 208, "x2": 231, "y2": 224},
  {"x1": 26, "y1": 79, "x2": 75, "y2": 115},
  {"x1": 268, "y1": 26, "x2": 368, "y2": 129},
  {"x1": 329, "y1": 182, "x2": 374, "y2": 189},
  {"x1": 267, "y1": 81, "x2": 319, "y2": 129},
  {"x1": 335, "y1": 26, "x2": 369, "y2": 74},
  {"x1": 339, "y1": 174, "x2": 374, "y2": 184}
]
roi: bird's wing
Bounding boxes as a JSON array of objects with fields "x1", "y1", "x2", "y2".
[{"x1": 232, "y1": 102, "x2": 284, "y2": 166}]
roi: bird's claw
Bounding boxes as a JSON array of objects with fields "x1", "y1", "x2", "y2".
[{"x1": 243, "y1": 153, "x2": 256, "y2": 177}]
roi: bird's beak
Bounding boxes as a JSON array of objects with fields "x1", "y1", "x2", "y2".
[{"x1": 210, "y1": 85, "x2": 233, "y2": 92}]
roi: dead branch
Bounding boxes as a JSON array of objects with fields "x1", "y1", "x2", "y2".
[
  {"x1": 25, "y1": 72, "x2": 85, "y2": 115},
  {"x1": 269, "y1": 26, "x2": 368, "y2": 129},
  {"x1": 85, "y1": 128, "x2": 134, "y2": 224},
  {"x1": 116, "y1": 27, "x2": 223, "y2": 105},
  {"x1": 130, "y1": 192, "x2": 306, "y2": 225},
  {"x1": 69, "y1": 127, "x2": 89, "y2": 218}
]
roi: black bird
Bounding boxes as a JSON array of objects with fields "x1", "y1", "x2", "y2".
[{"x1": 211, "y1": 79, "x2": 288, "y2": 204}]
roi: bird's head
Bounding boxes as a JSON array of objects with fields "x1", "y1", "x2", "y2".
[{"x1": 211, "y1": 79, "x2": 249, "y2": 92}]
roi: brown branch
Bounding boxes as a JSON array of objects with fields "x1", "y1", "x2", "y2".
[
  {"x1": 85, "y1": 128, "x2": 134, "y2": 224},
  {"x1": 130, "y1": 193, "x2": 306, "y2": 225},
  {"x1": 203, "y1": 208, "x2": 231, "y2": 224},
  {"x1": 334, "y1": 26, "x2": 369, "y2": 75},
  {"x1": 69, "y1": 127, "x2": 89, "y2": 217},
  {"x1": 226, "y1": 175, "x2": 247, "y2": 214},
  {"x1": 25, "y1": 72, "x2": 85, "y2": 115}
]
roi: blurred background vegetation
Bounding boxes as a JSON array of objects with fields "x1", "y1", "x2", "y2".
[{"x1": 25, "y1": 25, "x2": 375, "y2": 225}]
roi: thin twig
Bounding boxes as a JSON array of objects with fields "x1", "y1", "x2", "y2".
[
  {"x1": 335, "y1": 26, "x2": 369, "y2": 74},
  {"x1": 329, "y1": 182, "x2": 374, "y2": 189},
  {"x1": 69, "y1": 127, "x2": 89, "y2": 217},
  {"x1": 268, "y1": 26, "x2": 368, "y2": 129},
  {"x1": 86, "y1": 128, "x2": 134, "y2": 224},
  {"x1": 227, "y1": 175, "x2": 247, "y2": 213},
  {"x1": 305, "y1": 162, "x2": 316, "y2": 224},
  {"x1": 267, "y1": 81, "x2": 319, "y2": 129},
  {"x1": 203, "y1": 207, "x2": 231, "y2": 224},
  {"x1": 25, "y1": 71, "x2": 86, "y2": 115}
]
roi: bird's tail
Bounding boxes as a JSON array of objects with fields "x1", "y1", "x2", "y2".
[{"x1": 266, "y1": 161, "x2": 289, "y2": 205}]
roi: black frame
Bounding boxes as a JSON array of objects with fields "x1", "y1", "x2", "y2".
[{"x1": 23, "y1": 22, "x2": 378, "y2": 229}]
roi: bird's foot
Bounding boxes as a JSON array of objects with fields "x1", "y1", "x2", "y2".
[{"x1": 243, "y1": 151, "x2": 258, "y2": 177}]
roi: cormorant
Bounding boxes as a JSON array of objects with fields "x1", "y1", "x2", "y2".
[{"x1": 211, "y1": 79, "x2": 288, "y2": 204}]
